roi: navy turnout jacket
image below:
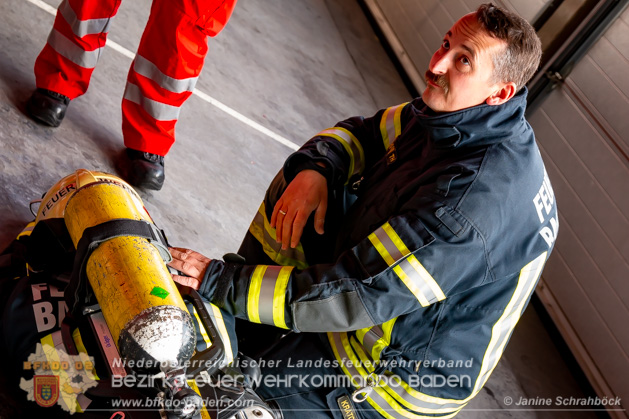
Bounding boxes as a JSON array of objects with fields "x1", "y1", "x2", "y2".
[{"x1": 203, "y1": 87, "x2": 558, "y2": 417}]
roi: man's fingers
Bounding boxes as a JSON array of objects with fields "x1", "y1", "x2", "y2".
[
  {"x1": 290, "y1": 211, "x2": 308, "y2": 248},
  {"x1": 170, "y1": 247, "x2": 198, "y2": 261},
  {"x1": 314, "y1": 197, "x2": 328, "y2": 235},
  {"x1": 169, "y1": 247, "x2": 210, "y2": 264},
  {"x1": 275, "y1": 211, "x2": 285, "y2": 246},
  {"x1": 167, "y1": 258, "x2": 201, "y2": 278},
  {"x1": 270, "y1": 201, "x2": 280, "y2": 228},
  {"x1": 169, "y1": 247, "x2": 193, "y2": 260},
  {"x1": 171, "y1": 274, "x2": 201, "y2": 290},
  {"x1": 167, "y1": 247, "x2": 210, "y2": 290},
  {"x1": 281, "y1": 209, "x2": 296, "y2": 250}
]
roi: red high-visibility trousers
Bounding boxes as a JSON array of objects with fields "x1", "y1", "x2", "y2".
[{"x1": 34, "y1": 0, "x2": 237, "y2": 156}]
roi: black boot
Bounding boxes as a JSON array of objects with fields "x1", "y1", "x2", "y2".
[
  {"x1": 26, "y1": 88, "x2": 70, "y2": 127},
  {"x1": 124, "y1": 148, "x2": 166, "y2": 190}
]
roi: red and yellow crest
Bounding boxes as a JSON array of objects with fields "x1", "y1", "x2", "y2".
[{"x1": 34, "y1": 375, "x2": 59, "y2": 407}]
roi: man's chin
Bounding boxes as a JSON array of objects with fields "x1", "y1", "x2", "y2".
[{"x1": 421, "y1": 90, "x2": 444, "y2": 113}]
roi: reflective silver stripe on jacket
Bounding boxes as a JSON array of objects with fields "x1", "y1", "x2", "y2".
[
  {"x1": 328, "y1": 332, "x2": 464, "y2": 417},
  {"x1": 133, "y1": 55, "x2": 199, "y2": 94},
  {"x1": 356, "y1": 318, "x2": 396, "y2": 362},
  {"x1": 206, "y1": 303, "x2": 234, "y2": 366},
  {"x1": 369, "y1": 223, "x2": 445, "y2": 307},
  {"x1": 18, "y1": 222, "x2": 36, "y2": 239},
  {"x1": 58, "y1": 0, "x2": 114, "y2": 38},
  {"x1": 361, "y1": 326, "x2": 383, "y2": 356},
  {"x1": 247, "y1": 265, "x2": 293, "y2": 329},
  {"x1": 48, "y1": 29, "x2": 103, "y2": 69},
  {"x1": 380, "y1": 103, "x2": 408, "y2": 150},
  {"x1": 248, "y1": 202, "x2": 309, "y2": 269},
  {"x1": 318, "y1": 127, "x2": 365, "y2": 181},
  {"x1": 328, "y1": 252, "x2": 549, "y2": 417},
  {"x1": 366, "y1": 390, "x2": 459, "y2": 419},
  {"x1": 123, "y1": 83, "x2": 181, "y2": 121},
  {"x1": 471, "y1": 252, "x2": 547, "y2": 393}
]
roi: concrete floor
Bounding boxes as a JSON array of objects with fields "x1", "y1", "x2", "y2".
[{"x1": 0, "y1": 0, "x2": 601, "y2": 417}]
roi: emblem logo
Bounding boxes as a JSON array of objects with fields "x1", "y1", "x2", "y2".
[{"x1": 34, "y1": 375, "x2": 59, "y2": 407}]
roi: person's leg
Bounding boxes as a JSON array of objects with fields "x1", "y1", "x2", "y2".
[
  {"x1": 237, "y1": 170, "x2": 341, "y2": 268},
  {"x1": 235, "y1": 169, "x2": 345, "y2": 357},
  {"x1": 120, "y1": 0, "x2": 236, "y2": 189},
  {"x1": 29, "y1": 0, "x2": 122, "y2": 126}
]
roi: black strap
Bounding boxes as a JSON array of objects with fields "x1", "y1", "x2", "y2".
[{"x1": 65, "y1": 219, "x2": 171, "y2": 316}]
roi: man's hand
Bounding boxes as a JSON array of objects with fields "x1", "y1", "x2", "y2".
[
  {"x1": 271, "y1": 169, "x2": 328, "y2": 250},
  {"x1": 167, "y1": 247, "x2": 211, "y2": 290}
]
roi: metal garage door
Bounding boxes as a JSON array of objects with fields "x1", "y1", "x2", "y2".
[
  {"x1": 361, "y1": 0, "x2": 551, "y2": 93},
  {"x1": 528, "y1": 5, "x2": 629, "y2": 417}
]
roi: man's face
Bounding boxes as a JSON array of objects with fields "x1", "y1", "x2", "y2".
[{"x1": 422, "y1": 13, "x2": 508, "y2": 113}]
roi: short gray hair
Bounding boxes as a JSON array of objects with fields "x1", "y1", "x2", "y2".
[{"x1": 476, "y1": 3, "x2": 542, "y2": 91}]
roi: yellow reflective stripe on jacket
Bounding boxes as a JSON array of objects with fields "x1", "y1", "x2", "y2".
[
  {"x1": 328, "y1": 252, "x2": 549, "y2": 416},
  {"x1": 366, "y1": 389, "x2": 460, "y2": 419},
  {"x1": 187, "y1": 378, "x2": 212, "y2": 419},
  {"x1": 369, "y1": 223, "x2": 446, "y2": 307},
  {"x1": 208, "y1": 304, "x2": 234, "y2": 366},
  {"x1": 377, "y1": 252, "x2": 549, "y2": 408},
  {"x1": 71, "y1": 328, "x2": 99, "y2": 380},
  {"x1": 40, "y1": 331, "x2": 97, "y2": 413},
  {"x1": 318, "y1": 127, "x2": 365, "y2": 182},
  {"x1": 188, "y1": 302, "x2": 234, "y2": 366},
  {"x1": 249, "y1": 202, "x2": 309, "y2": 269},
  {"x1": 328, "y1": 332, "x2": 462, "y2": 417},
  {"x1": 355, "y1": 325, "x2": 378, "y2": 356},
  {"x1": 380, "y1": 103, "x2": 408, "y2": 151},
  {"x1": 357, "y1": 317, "x2": 397, "y2": 362},
  {"x1": 350, "y1": 337, "x2": 464, "y2": 416},
  {"x1": 17, "y1": 221, "x2": 36, "y2": 239},
  {"x1": 471, "y1": 252, "x2": 547, "y2": 393},
  {"x1": 191, "y1": 306, "x2": 212, "y2": 347},
  {"x1": 247, "y1": 265, "x2": 293, "y2": 329}
]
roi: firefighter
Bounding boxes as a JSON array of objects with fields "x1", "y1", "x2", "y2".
[
  {"x1": 26, "y1": 0, "x2": 237, "y2": 190},
  {"x1": 167, "y1": 4, "x2": 558, "y2": 418}
]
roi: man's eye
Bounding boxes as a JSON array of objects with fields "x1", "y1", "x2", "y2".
[
  {"x1": 460, "y1": 56, "x2": 470, "y2": 66},
  {"x1": 442, "y1": 40, "x2": 450, "y2": 49}
]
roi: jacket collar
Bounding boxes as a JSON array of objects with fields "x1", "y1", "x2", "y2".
[{"x1": 412, "y1": 87, "x2": 530, "y2": 149}]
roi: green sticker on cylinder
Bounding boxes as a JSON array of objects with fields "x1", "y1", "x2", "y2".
[{"x1": 150, "y1": 286, "x2": 170, "y2": 299}]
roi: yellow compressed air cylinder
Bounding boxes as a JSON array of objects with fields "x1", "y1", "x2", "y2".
[{"x1": 63, "y1": 170, "x2": 194, "y2": 371}]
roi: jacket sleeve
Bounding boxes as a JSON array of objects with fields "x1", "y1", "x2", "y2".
[
  {"x1": 283, "y1": 101, "x2": 412, "y2": 187},
  {"x1": 199, "y1": 208, "x2": 488, "y2": 333}
]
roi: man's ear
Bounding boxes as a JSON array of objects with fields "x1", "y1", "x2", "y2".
[{"x1": 486, "y1": 82, "x2": 517, "y2": 106}]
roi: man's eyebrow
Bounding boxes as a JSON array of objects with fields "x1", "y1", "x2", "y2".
[
  {"x1": 444, "y1": 30, "x2": 477, "y2": 60},
  {"x1": 461, "y1": 43, "x2": 476, "y2": 59}
]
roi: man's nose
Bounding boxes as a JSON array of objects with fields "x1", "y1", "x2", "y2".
[{"x1": 429, "y1": 52, "x2": 450, "y2": 75}]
